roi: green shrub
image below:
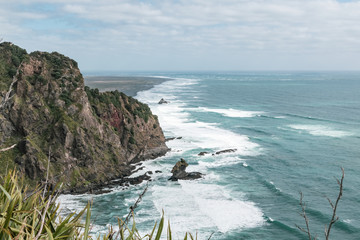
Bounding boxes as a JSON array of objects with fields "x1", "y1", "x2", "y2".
[
  {"x1": 0, "y1": 170, "x2": 90, "y2": 239},
  {"x1": 129, "y1": 136, "x2": 136, "y2": 145},
  {"x1": 60, "y1": 91, "x2": 73, "y2": 107},
  {"x1": 0, "y1": 170, "x2": 197, "y2": 239}
]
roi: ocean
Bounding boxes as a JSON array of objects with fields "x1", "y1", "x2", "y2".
[{"x1": 59, "y1": 72, "x2": 360, "y2": 239}]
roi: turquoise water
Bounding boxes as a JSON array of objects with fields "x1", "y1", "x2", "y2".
[{"x1": 60, "y1": 72, "x2": 360, "y2": 239}]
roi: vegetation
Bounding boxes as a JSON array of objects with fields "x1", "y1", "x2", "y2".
[
  {"x1": 85, "y1": 87, "x2": 122, "y2": 109},
  {"x1": 296, "y1": 168, "x2": 344, "y2": 240},
  {"x1": 0, "y1": 170, "x2": 197, "y2": 239},
  {"x1": 0, "y1": 42, "x2": 28, "y2": 91},
  {"x1": 59, "y1": 91, "x2": 73, "y2": 107},
  {"x1": 85, "y1": 86, "x2": 153, "y2": 123}
]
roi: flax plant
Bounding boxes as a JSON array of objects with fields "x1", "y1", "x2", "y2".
[{"x1": 0, "y1": 170, "x2": 197, "y2": 240}]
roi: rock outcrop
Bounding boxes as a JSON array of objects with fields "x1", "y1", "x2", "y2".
[
  {"x1": 168, "y1": 158, "x2": 202, "y2": 181},
  {"x1": 0, "y1": 42, "x2": 169, "y2": 192},
  {"x1": 158, "y1": 98, "x2": 169, "y2": 104},
  {"x1": 213, "y1": 149, "x2": 237, "y2": 155},
  {"x1": 165, "y1": 136, "x2": 182, "y2": 142},
  {"x1": 198, "y1": 151, "x2": 210, "y2": 156}
]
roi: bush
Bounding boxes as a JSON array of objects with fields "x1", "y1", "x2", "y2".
[
  {"x1": 60, "y1": 91, "x2": 73, "y2": 107},
  {"x1": 129, "y1": 136, "x2": 136, "y2": 144},
  {"x1": 0, "y1": 170, "x2": 89, "y2": 239},
  {"x1": 0, "y1": 170, "x2": 197, "y2": 239}
]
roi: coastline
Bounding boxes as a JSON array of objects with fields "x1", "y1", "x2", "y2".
[
  {"x1": 84, "y1": 76, "x2": 170, "y2": 97},
  {"x1": 62, "y1": 76, "x2": 172, "y2": 195}
]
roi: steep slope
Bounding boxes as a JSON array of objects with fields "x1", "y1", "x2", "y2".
[{"x1": 0, "y1": 42, "x2": 168, "y2": 192}]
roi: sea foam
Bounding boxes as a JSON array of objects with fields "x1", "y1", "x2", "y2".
[
  {"x1": 136, "y1": 78, "x2": 259, "y2": 155},
  {"x1": 193, "y1": 107, "x2": 263, "y2": 118},
  {"x1": 151, "y1": 182, "x2": 263, "y2": 235},
  {"x1": 288, "y1": 124, "x2": 353, "y2": 138},
  {"x1": 135, "y1": 77, "x2": 264, "y2": 236}
]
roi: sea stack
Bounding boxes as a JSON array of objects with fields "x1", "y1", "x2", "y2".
[
  {"x1": 169, "y1": 158, "x2": 202, "y2": 181},
  {"x1": 158, "y1": 98, "x2": 169, "y2": 104}
]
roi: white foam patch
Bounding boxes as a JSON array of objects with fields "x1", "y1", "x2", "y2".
[
  {"x1": 343, "y1": 219, "x2": 352, "y2": 224},
  {"x1": 56, "y1": 193, "x2": 93, "y2": 225},
  {"x1": 135, "y1": 77, "x2": 264, "y2": 236},
  {"x1": 288, "y1": 124, "x2": 352, "y2": 138},
  {"x1": 193, "y1": 107, "x2": 263, "y2": 118},
  {"x1": 151, "y1": 182, "x2": 263, "y2": 235},
  {"x1": 137, "y1": 80, "x2": 259, "y2": 155},
  {"x1": 199, "y1": 156, "x2": 245, "y2": 168}
]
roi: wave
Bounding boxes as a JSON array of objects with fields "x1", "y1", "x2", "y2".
[
  {"x1": 136, "y1": 79, "x2": 260, "y2": 155},
  {"x1": 198, "y1": 156, "x2": 245, "y2": 168},
  {"x1": 151, "y1": 182, "x2": 264, "y2": 234},
  {"x1": 283, "y1": 113, "x2": 347, "y2": 125},
  {"x1": 238, "y1": 127, "x2": 272, "y2": 136},
  {"x1": 288, "y1": 124, "x2": 353, "y2": 138},
  {"x1": 135, "y1": 77, "x2": 264, "y2": 235},
  {"x1": 192, "y1": 107, "x2": 263, "y2": 118},
  {"x1": 149, "y1": 75, "x2": 174, "y2": 79}
]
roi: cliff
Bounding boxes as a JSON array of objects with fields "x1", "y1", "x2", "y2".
[{"x1": 0, "y1": 42, "x2": 168, "y2": 192}]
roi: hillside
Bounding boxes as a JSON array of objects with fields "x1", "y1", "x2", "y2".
[{"x1": 0, "y1": 42, "x2": 168, "y2": 192}]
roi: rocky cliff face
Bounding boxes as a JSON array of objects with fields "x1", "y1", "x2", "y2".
[{"x1": 0, "y1": 42, "x2": 168, "y2": 192}]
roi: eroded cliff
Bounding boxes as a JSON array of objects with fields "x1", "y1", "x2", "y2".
[{"x1": 0, "y1": 42, "x2": 168, "y2": 192}]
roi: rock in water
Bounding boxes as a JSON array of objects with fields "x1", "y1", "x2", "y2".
[
  {"x1": 213, "y1": 149, "x2": 237, "y2": 155},
  {"x1": 165, "y1": 136, "x2": 182, "y2": 142},
  {"x1": 198, "y1": 151, "x2": 210, "y2": 156},
  {"x1": 170, "y1": 158, "x2": 188, "y2": 179},
  {"x1": 158, "y1": 98, "x2": 169, "y2": 104},
  {"x1": 169, "y1": 158, "x2": 202, "y2": 181}
]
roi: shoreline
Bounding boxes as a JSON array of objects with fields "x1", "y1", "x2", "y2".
[
  {"x1": 61, "y1": 76, "x2": 172, "y2": 195},
  {"x1": 61, "y1": 162, "x2": 152, "y2": 195},
  {"x1": 84, "y1": 76, "x2": 171, "y2": 97}
]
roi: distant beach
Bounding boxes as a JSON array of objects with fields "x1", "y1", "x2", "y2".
[{"x1": 84, "y1": 76, "x2": 169, "y2": 96}]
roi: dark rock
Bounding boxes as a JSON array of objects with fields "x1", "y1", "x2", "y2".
[
  {"x1": 155, "y1": 170, "x2": 162, "y2": 173},
  {"x1": 147, "y1": 171, "x2": 153, "y2": 175},
  {"x1": 169, "y1": 158, "x2": 203, "y2": 181},
  {"x1": 182, "y1": 172, "x2": 202, "y2": 180},
  {"x1": 126, "y1": 173, "x2": 151, "y2": 185},
  {"x1": 198, "y1": 151, "x2": 210, "y2": 156},
  {"x1": 90, "y1": 189, "x2": 112, "y2": 195},
  {"x1": 213, "y1": 149, "x2": 237, "y2": 155},
  {"x1": 133, "y1": 166, "x2": 145, "y2": 173},
  {"x1": 158, "y1": 98, "x2": 169, "y2": 104},
  {"x1": 165, "y1": 136, "x2": 182, "y2": 142}
]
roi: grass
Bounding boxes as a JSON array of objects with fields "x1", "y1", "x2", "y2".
[{"x1": 0, "y1": 170, "x2": 198, "y2": 239}]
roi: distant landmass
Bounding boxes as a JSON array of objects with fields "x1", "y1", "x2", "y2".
[{"x1": 85, "y1": 76, "x2": 168, "y2": 97}]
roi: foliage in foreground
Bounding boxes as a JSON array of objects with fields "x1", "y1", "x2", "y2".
[{"x1": 0, "y1": 170, "x2": 196, "y2": 239}]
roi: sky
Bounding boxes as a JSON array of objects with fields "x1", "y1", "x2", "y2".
[{"x1": 1, "y1": 0, "x2": 360, "y2": 72}]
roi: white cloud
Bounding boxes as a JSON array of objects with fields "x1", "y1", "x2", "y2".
[{"x1": 1, "y1": 0, "x2": 360, "y2": 70}]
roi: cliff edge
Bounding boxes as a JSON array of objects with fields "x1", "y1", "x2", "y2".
[{"x1": 0, "y1": 42, "x2": 168, "y2": 192}]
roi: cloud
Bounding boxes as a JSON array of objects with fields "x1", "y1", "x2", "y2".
[{"x1": 1, "y1": 0, "x2": 360, "y2": 70}]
